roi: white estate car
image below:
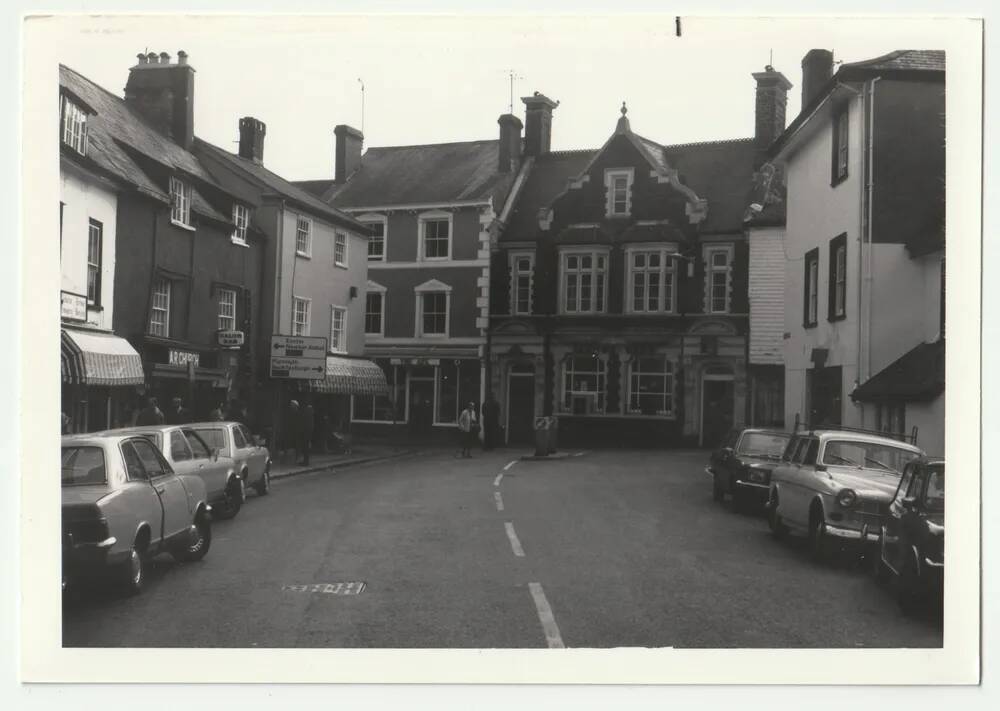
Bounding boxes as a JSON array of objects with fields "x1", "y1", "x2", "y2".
[{"x1": 766, "y1": 428, "x2": 923, "y2": 561}]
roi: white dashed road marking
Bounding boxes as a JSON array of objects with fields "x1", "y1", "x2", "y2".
[
  {"x1": 494, "y1": 491, "x2": 504, "y2": 511},
  {"x1": 503, "y1": 460, "x2": 518, "y2": 471},
  {"x1": 504, "y1": 522, "x2": 525, "y2": 557},
  {"x1": 493, "y1": 472, "x2": 504, "y2": 487},
  {"x1": 528, "y1": 582, "x2": 565, "y2": 648}
]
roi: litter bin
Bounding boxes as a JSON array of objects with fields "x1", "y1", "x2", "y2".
[{"x1": 533, "y1": 416, "x2": 551, "y2": 457}]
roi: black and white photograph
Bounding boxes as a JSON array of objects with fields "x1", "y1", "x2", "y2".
[{"x1": 6, "y1": 3, "x2": 992, "y2": 700}]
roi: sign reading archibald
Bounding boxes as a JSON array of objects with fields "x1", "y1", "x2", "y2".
[{"x1": 269, "y1": 335, "x2": 327, "y2": 380}]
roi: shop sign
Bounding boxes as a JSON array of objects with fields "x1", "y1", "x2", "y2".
[
  {"x1": 60, "y1": 291, "x2": 87, "y2": 322},
  {"x1": 169, "y1": 349, "x2": 200, "y2": 368},
  {"x1": 217, "y1": 330, "x2": 245, "y2": 348}
]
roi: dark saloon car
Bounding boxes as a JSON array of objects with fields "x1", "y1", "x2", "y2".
[
  {"x1": 706, "y1": 428, "x2": 791, "y2": 512},
  {"x1": 876, "y1": 459, "x2": 944, "y2": 616}
]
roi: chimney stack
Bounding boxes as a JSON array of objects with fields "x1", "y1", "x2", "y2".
[
  {"x1": 752, "y1": 64, "x2": 792, "y2": 167},
  {"x1": 334, "y1": 124, "x2": 364, "y2": 183},
  {"x1": 521, "y1": 92, "x2": 559, "y2": 157},
  {"x1": 801, "y1": 49, "x2": 834, "y2": 109},
  {"x1": 124, "y1": 49, "x2": 196, "y2": 150},
  {"x1": 238, "y1": 117, "x2": 266, "y2": 165},
  {"x1": 497, "y1": 113, "x2": 523, "y2": 173}
]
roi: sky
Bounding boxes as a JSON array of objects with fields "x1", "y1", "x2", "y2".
[{"x1": 45, "y1": 14, "x2": 956, "y2": 184}]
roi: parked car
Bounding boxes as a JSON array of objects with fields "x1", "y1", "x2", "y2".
[
  {"x1": 187, "y1": 422, "x2": 271, "y2": 496},
  {"x1": 101, "y1": 425, "x2": 245, "y2": 519},
  {"x1": 875, "y1": 458, "x2": 945, "y2": 616},
  {"x1": 707, "y1": 428, "x2": 791, "y2": 512},
  {"x1": 766, "y1": 428, "x2": 924, "y2": 561},
  {"x1": 62, "y1": 433, "x2": 212, "y2": 595}
]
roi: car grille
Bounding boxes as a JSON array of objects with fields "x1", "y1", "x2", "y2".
[{"x1": 851, "y1": 500, "x2": 885, "y2": 524}]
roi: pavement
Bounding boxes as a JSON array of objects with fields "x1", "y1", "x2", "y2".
[
  {"x1": 267, "y1": 444, "x2": 419, "y2": 481},
  {"x1": 62, "y1": 447, "x2": 942, "y2": 649}
]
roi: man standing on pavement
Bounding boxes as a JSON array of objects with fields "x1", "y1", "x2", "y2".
[
  {"x1": 135, "y1": 397, "x2": 165, "y2": 426},
  {"x1": 166, "y1": 397, "x2": 192, "y2": 425},
  {"x1": 458, "y1": 401, "x2": 479, "y2": 458},
  {"x1": 299, "y1": 401, "x2": 315, "y2": 466},
  {"x1": 481, "y1": 392, "x2": 501, "y2": 450}
]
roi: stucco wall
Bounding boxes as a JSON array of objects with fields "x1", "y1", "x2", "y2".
[
  {"x1": 60, "y1": 166, "x2": 117, "y2": 330},
  {"x1": 748, "y1": 225, "x2": 785, "y2": 365}
]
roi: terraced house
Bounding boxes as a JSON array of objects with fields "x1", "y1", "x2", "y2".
[
  {"x1": 489, "y1": 77, "x2": 791, "y2": 448},
  {"x1": 297, "y1": 118, "x2": 522, "y2": 439}
]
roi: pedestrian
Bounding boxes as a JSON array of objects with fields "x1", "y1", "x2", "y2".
[
  {"x1": 208, "y1": 402, "x2": 225, "y2": 421},
  {"x1": 481, "y1": 392, "x2": 501, "y2": 450},
  {"x1": 458, "y1": 401, "x2": 479, "y2": 458},
  {"x1": 135, "y1": 397, "x2": 165, "y2": 426},
  {"x1": 299, "y1": 401, "x2": 315, "y2": 465},
  {"x1": 166, "y1": 396, "x2": 192, "y2": 425}
]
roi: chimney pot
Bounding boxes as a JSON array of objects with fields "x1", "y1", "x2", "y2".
[
  {"x1": 177, "y1": 50, "x2": 188, "y2": 65},
  {"x1": 159, "y1": 52, "x2": 171, "y2": 65},
  {"x1": 334, "y1": 124, "x2": 364, "y2": 183},
  {"x1": 126, "y1": 52, "x2": 196, "y2": 149},
  {"x1": 136, "y1": 53, "x2": 147, "y2": 65},
  {"x1": 146, "y1": 52, "x2": 158, "y2": 64},
  {"x1": 521, "y1": 91, "x2": 559, "y2": 157},
  {"x1": 238, "y1": 116, "x2": 266, "y2": 164},
  {"x1": 801, "y1": 49, "x2": 834, "y2": 109},
  {"x1": 497, "y1": 113, "x2": 523, "y2": 173}
]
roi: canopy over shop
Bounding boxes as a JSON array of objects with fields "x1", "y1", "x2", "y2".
[{"x1": 60, "y1": 328, "x2": 145, "y2": 432}]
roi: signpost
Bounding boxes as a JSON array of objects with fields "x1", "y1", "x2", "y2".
[{"x1": 269, "y1": 335, "x2": 327, "y2": 380}]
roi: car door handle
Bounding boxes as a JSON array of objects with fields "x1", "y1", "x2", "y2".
[{"x1": 154, "y1": 485, "x2": 165, "y2": 494}]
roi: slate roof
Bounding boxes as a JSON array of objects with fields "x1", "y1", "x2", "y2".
[
  {"x1": 842, "y1": 49, "x2": 945, "y2": 73},
  {"x1": 317, "y1": 139, "x2": 516, "y2": 208},
  {"x1": 851, "y1": 339, "x2": 945, "y2": 403},
  {"x1": 195, "y1": 140, "x2": 367, "y2": 232},
  {"x1": 502, "y1": 150, "x2": 595, "y2": 240},
  {"x1": 59, "y1": 64, "x2": 230, "y2": 223}
]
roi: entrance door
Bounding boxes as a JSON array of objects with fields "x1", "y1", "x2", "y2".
[
  {"x1": 808, "y1": 365, "x2": 843, "y2": 427},
  {"x1": 507, "y1": 367, "x2": 536, "y2": 445},
  {"x1": 701, "y1": 378, "x2": 735, "y2": 448},
  {"x1": 407, "y1": 377, "x2": 435, "y2": 435}
]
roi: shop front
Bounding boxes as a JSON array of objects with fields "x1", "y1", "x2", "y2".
[
  {"x1": 60, "y1": 327, "x2": 145, "y2": 432},
  {"x1": 138, "y1": 338, "x2": 235, "y2": 421}
]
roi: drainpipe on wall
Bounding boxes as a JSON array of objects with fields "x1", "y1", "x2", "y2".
[{"x1": 865, "y1": 77, "x2": 879, "y2": 392}]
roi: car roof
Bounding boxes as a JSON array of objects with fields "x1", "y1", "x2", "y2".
[
  {"x1": 738, "y1": 428, "x2": 790, "y2": 437},
  {"x1": 803, "y1": 430, "x2": 923, "y2": 452},
  {"x1": 186, "y1": 421, "x2": 238, "y2": 428},
  {"x1": 62, "y1": 432, "x2": 138, "y2": 446}
]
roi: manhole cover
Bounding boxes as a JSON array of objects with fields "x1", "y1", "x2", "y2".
[{"x1": 281, "y1": 582, "x2": 366, "y2": 595}]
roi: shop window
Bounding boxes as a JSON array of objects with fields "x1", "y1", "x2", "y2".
[
  {"x1": 351, "y1": 361, "x2": 404, "y2": 423},
  {"x1": 627, "y1": 356, "x2": 674, "y2": 415},
  {"x1": 562, "y1": 355, "x2": 606, "y2": 414}
]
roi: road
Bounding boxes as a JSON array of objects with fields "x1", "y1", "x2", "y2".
[{"x1": 62, "y1": 448, "x2": 942, "y2": 648}]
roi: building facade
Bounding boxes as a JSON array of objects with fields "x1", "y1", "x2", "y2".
[
  {"x1": 297, "y1": 119, "x2": 522, "y2": 440},
  {"x1": 767, "y1": 50, "x2": 945, "y2": 456}
]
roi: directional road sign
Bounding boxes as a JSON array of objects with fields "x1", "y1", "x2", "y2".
[{"x1": 269, "y1": 335, "x2": 328, "y2": 380}]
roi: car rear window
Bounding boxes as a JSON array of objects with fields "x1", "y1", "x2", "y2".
[
  {"x1": 738, "y1": 432, "x2": 790, "y2": 457},
  {"x1": 61, "y1": 446, "x2": 107, "y2": 486},
  {"x1": 822, "y1": 440, "x2": 919, "y2": 473}
]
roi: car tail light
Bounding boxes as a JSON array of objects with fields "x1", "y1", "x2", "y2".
[{"x1": 62, "y1": 504, "x2": 109, "y2": 543}]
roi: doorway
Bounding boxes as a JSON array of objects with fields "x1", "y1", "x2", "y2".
[
  {"x1": 506, "y1": 364, "x2": 536, "y2": 445},
  {"x1": 700, "y1": 372, "x2": 735, "y2": 448},
  {"x1": 407, "y1": 371, "x2": 435, "y2": 436},
  {"x1": 807, "y1": 365, "x2": 843, "y2": 427}
]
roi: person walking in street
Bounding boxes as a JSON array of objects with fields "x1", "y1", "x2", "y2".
[
  {"x1": 458, "y1": 401, "x2": 479, "y2": 458},
  {"x1": 299, "y1": 401, "x2": 315, "y2": 466},
  {"x1": 481, "y1": 392, "x2": 501, "y2": 451},
  {"x1": 135, "y1": 397, "x2": 165, "y2": 426},
  {"x1": 208, "y1": 402, "x2": 226, "y2": 421},
  {"x1": 166, "y1": 397, "x2": 192, "y2": 425}
]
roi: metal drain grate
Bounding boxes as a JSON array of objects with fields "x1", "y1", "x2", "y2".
[{"x1": 282, "y1": 582, "x2": 366, "y2": 595}]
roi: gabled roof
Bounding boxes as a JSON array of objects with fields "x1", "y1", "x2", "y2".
[
  {"x1": 851, "y1": 339, "x2": 945, "y2": 403},
  {"x1": 313, "y1": 139, "x2": 515, "y2": 208},
  {"x1": 501, "y1": 149, "x2": 595, "y2": 240},
  {"x1": 59, "y1": 64, "x2": 231, "y2": 223},
  {"x1": 195, "y1": 140, "x2": 368, "y2": 233}
]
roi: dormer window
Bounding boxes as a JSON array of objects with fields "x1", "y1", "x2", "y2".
[
  {"x1": 60, "y1": 95, "x2": 88, "y2": 155},
  {"x1": 169, "y1": 176, "x2": 192, "y2": 228},
  {"x1": 231, "y1": 203, "x2": 250, "y2": 245},
  {"x1": 604, "y1": 168, "x2": 634, "y2": 217}
]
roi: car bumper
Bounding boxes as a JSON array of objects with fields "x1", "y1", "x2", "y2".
[
  {"x1": 62, "y1": 537, "x2": 124, "y2": 579},
  {"x1": 824, "y1": 523, "x2": 880, "y2": 543}
]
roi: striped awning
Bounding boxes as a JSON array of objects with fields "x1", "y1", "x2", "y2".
[
  {"x1": 307, "y1": 356, "x2": 389, "y2": 396},
  {"x1": 61, "y1": 329, "x2": 145, "y2": 387}
]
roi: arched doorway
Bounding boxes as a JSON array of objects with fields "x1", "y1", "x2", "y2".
[{"x1": 700, "y1": 364, "x2": 735, "y2": 447}]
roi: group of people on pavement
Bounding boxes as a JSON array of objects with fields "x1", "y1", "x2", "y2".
[{"x1": 132, "y1": 396, "x2": 249, "y2": 427}]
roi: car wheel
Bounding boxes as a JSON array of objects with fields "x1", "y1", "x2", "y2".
[
  {"x1": 217, "y1": 477, "x2": 244, "y2": 520},
  {"x1": 120, "y1": 541, "x2": 147, "y2": 596},
  {"x1": 872, "y1": 531, "x2": 892, "y2": 583},
  {"x1": 173, "y1": 512, "x2": 212, "y2": 562},
  {"x1": 254, "y1": 466, "x2": 270, "y2": 497},
  {"x1": 808, "y1": 511, "x2": 828, "y2": 563},
  {"x1": 767, "y1": 492, "x2": 787, "y2": 540},
  {"x1": 898, "y1": 554, "x2": 926, "y2": 617}
]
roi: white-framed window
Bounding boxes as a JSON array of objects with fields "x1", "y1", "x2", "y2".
[
  {"x1": 509, "y1": 252, "x2": 535, "y2": 315},
  {"x1": 295, "y1": 217, "x2": 312, "y2": 257},
  {"x1": 414, "y1": 279, "x2": 452, "y2": 337},
  {"x1": 627, "y1": 246, "x2": 678, "y2": 313},
  {"x1": 149, "y1": 278, "x2": 171, "y2": 337},
  {"x1": 292, "y1": 297, "x2": 311, "y2": 336},
  {"x1": 604, "y1": 168, "x2": 634, "y2": 217},
  {"x1": 231, "y1": 204, "x2": 250, "y2": 245},
  {"x1": 361, "y1": 215, "x2": 387, "y2": 262},
  {"x1": 804, "y1": 248, "x2": 819, "y2": 327},
  {"x1": 61, "y1": 95, "x2": 88, "y2": 155},
  {"x1": 628, "y1": 356, "x2": 675, "y2": 416},
  {"x1": 87, "y1": 219, "x2": 102, "y2": 305},
  {"x1": 561, "y1": 249, "x2": 608, "y2": 314},
  {"x1": 334, "y1": 232, "x2": 348, "y2": 268},
  {"x1": 562, "y1": 355, "x2": 606, "y2": 414},
  {"x1": 704, "y1": 245, "x2": 733, "y2": 314},
  {"x1": 330, "y1": 306, "x2": 347, "y2": 352},
  {"x1": 364, "y1": 282, "x2": 386, "y2": 336},
  {"x1": 217, "y1": 288, "x2": 236, "y2": 331},
  {"x1": 169, "y1": 176, "x2": 192, "y2": 227},
  {"x1": 419, "y1": 211, "x2": 452, "y2": 261}
]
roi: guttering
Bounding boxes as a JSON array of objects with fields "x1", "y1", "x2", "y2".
[{"x1": 865, "y1": 77, "x2": 881, "y2": 386}]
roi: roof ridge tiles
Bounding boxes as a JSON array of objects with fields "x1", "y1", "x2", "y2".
[{"x1": 367, "y1": 138, "x2": 499, "y2": 151}]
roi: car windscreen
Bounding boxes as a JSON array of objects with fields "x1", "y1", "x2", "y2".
[
  {"x1": 61, "y1": 446, "x2": 107, "y2": 486},
  {"x1": 822, "y1": 440, "x2": 920, "y2": 474},
  {"x1": 191, "y1": 428, "x2": 226, "y2": 452},
  {"x1": 737, "y1": 432, "x2": 790, "y2": 458},
  {"x1": 924, "y1": 465, "x2": 944, "y2": 511}
]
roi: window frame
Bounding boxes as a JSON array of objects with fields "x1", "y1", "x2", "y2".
[
  {"x1": 149, "y1": 277, "x2": 171, "y2": 338},
  {"x1": 61, "y1": 95, "x2": 88, "y2": 155},
  {"x1": 803, "y1": 247, "x2": 820, "y2": 328},
  {"x1": 169, "y1": 176, "x2": 193, "y2": 228},
  {"x1": 828, "y1": 233, "x2": 847, "y2": 321},
  {"x1": 360, "y1": 214, "x2": 387, "y2": 262},
  {"x1": 292, "y1": 296, "x2": 311, "y2": 337},
  {"x1": 831, "y1": 105, "x2": 850, "y2": 186},
  {"x1": 559, "y1": 248, "x2": 609, "y2": 315},
  {"x1": 418, "y1": 211, "x2": 453, "y2": 262},
  {"x1": 604, "y1": 167, "x2": 635, "y2": 217},
  {"x1": 334, "y1": 231, "x2": 349, "y2": 268},
  {"x1": 364, "y1": 282, "x2": 386, "y2": 337},
  {"x1": 627, "y1": 355, "x2": 676, "y2": 416},
  {"x1": 509, "y1": 251, "x2": 535, "y2": 316},
  {"x1": 625, "y1": 244, "x2": 678, "y2": 314},
  {"x1": 329, "y1": 305, "x2": 348, "y2": 353},
  {"x1": 217, "y1": 287, "x2": 237, "y2": 332},
  {"x1": 418, "y1": 291, "x2": 450, "y2": 337},
  {"x1": 703, "y1": 245, "x2": 734, "y2": 314},
  {"x1": 86, "y1": 218, "x2": 103, "y2": 306},
  {"x1": 295, "y1": 216, "x2": 313, "y2": 258},
  {"x1": 231, "y1": 203, "x2": 250, "y2": 246},
  {"x1": 562, "y1": 355, "x2": 608, "y2": 415}
]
